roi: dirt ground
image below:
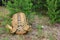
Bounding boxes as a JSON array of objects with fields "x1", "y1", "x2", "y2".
[{"x1": 0, "y1": 6, "x2": 60, "y2": 40}]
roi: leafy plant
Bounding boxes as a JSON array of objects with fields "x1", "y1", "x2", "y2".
[
  {"x1": 32, "y1": 0, "x2": 46, "y2": 11},
  {"x1": 32, "y1": 0, "x2": 41, "y2": 10},
  {"x1": 6, "y1": 0, "x2": 33, "y2": 17},
  {"x1": 46, "y1": 0, "x2": 60, "y2": 24}
]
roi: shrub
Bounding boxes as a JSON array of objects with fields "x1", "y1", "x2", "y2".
[
  {"x1": 32, "y1": 0, "x2": 41, "y2": 10},
  {"x1": 46, "y1": 0, "x2": 60, "y2": 24},
  {"x1": 6, "y1": 0, "x2": 33, "y2": 17},
  {"x1": 32, "y1": 0, "x2": 46, "y2": 11}
]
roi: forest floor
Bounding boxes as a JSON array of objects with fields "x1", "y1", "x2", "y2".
[{"x1": 0, "y1": 6, "x2": 60, "y2": 40}]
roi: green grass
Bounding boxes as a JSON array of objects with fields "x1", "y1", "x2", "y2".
[
  {"x1": 0, "y1": 27, "x2": 10, "y2": 34},
  {"x1": 49, "y1": 34, "x2": 56, "y2": 40},
  {"x1": 3, "y1": 37, "x2": 9, "y2": 40},
  {"x1": 0, "y1": 28, "x2": 4, "y2": 34},
  {"x1": 36, "y1": 24, "x2": 43, "y2": 37},
  {"x1": 19, "y1": 35, "x2": 24, "y2": 40},
  {"x1": 0, "y1": 12, "x2": 2, "y2": 17}
]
